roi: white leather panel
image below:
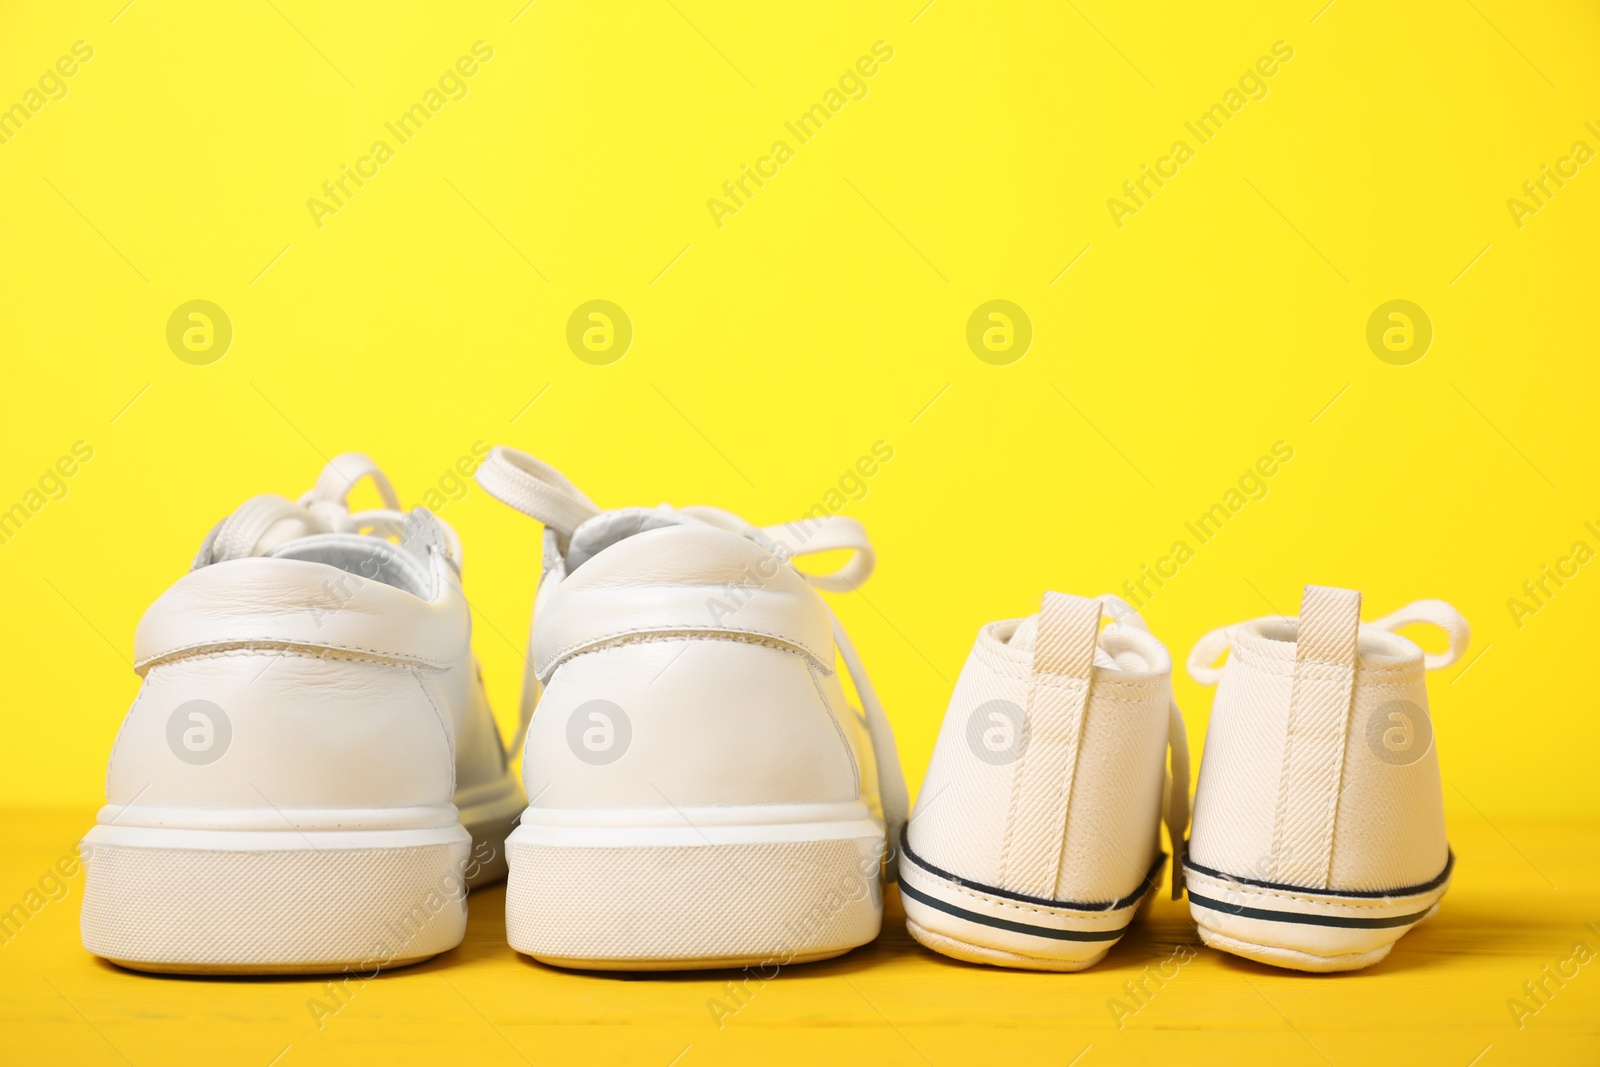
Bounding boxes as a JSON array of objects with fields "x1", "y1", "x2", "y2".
[
  {"x1": 106, "y1": 651, "x2": 456, "y2": 811},
  {"x1": 133, "y1": 556, "x2": 470, "y2": 671},
  {"x1": 533, "y1": 525, "x2": 834, "y2": 679},
  {"x1": 523, "y1": 638, "x2": 860, "y2": 809}
]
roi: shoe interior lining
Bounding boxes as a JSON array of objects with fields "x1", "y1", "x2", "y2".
[
  {"x1": 269, "y1": 535, "x2": 431, "y2": 597},
  {"x1": 1252, "y1": 617, "x2": 1418, "y2": 663}
]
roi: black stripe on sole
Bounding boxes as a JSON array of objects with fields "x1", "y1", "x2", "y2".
[
  {"x1": 898, "y1": 876, "x2": 1138, "y2": 943},
  {"x1": 900, "y1": 828, "x2": 1164, "y2": 912},
  {"x1": 1187, "y1": 891, "x2": 1434, "y2": 930},
  {"x1": 1183, "y1": 852, "x2": 1454, "y2": 899}
]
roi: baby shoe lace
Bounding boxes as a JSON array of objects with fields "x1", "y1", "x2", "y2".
[{"x1": 1187, "y1": 598, "x2": 1472, "y2": 685}]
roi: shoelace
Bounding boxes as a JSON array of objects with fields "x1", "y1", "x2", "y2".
[
  {"x1": 1096, "y1": 594, "x2": 1192, "y2": 898},
  {"x1": 195, "y1": 453, "x2": 461, "y2": 567},
  {"x1": 1186, "y1": 598, "x2": 1471, "y2": 685},
  {"x1": 476, "y1": 446, "x2": 911, "y2": 878}
]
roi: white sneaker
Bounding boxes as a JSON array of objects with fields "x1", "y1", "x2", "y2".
[
  {"x1": 900, "y1": 593, "x2": 1190, "y2": 971},
  {"x1": 1183, "y1": 584, "x2": 1470, "y2": 972},
  {"x1": 474, "y1": 447, "x2": 908, "y2": 970},
  {"x1": 80, "y1": 454, "x2": 525, "y2": 974}
]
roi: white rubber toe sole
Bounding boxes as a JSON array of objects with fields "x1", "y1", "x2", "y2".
[
  {"x1": 81, "y1": 818, "x2": 471, "y2": 975},
  {"x1": 1183, "y1": 854, "x2": 1452, "y2": 973},
  {"x1": 899, "y1": 832, "x2": 1165, "y2": 972},
  {"x1": 504, "y1": 802, "x2": 886, "y2": 970}
]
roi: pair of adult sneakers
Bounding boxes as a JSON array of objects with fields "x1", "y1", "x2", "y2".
[
  {"x1": 78, "y1": 450, "x2": 1469, "y2": 977},
  {"x1": 81, "y1": 449, "x2": 906, "y2": 974}
]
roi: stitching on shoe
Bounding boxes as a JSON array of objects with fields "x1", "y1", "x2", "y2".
[
  {"x1": 139, "y1": 643, "x2": 432, "y2": 672},
  {"x1": 549, "y1": 630, "x2": 831, "y2": 675},
  {"x1": 1182, "y1": 864, "x2": 1450, "y2": 909}
]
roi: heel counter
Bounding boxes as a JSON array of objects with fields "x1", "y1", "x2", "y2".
[
  {"x1": 107, "y1": 650, "x2": 455, "y2": 811},
  {"x1": 1328, "y1": 671, "x2": 1450, "y2": 889},
  {"x1": 1054, "y1": 678, "x2": 1169, "y2": 901},
  {"x1": 909, "y1": 637, "x2": 1026, "y2": 883},
  {"x1": 524, "y1": 637, "x2": 860, "y2": 808},
  {"x1": 1187, "y1": 650, "x2": 1295, "y2": 880}
]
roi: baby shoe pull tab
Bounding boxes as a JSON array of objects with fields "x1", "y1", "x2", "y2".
[
  {"x1": 996, "y1": 593, "x2": 1103, "y2": 900},
  {"x1": 1368, "y1": 599, "x2": 1471, "y2": 671},
  {"x1": 1271, "y1": 584, "x2": 1363, "y2": 889}
]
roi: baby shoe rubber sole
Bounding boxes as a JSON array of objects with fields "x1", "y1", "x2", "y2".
[
  {"x1": 477, "y1": 447, "x2": 907, "y2": 970},
  {"x1": 899, "y1": 593, "x2": 1189, "y2": 972},
  {"x1": 80, "y1": 455, "x2": 525, "y2": 975},
  {"x1": 1183, "y1": 585, "x2": 1469, "y2": 972},
  {"x1": 1182, "y1": 854, "x2": 1453, "y2": 972}
]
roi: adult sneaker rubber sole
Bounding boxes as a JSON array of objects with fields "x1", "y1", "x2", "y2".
[
  {"x1": 81, "y1": 819, "x2": 472, "y2": 975},
  {"x1": 504, "y1": 801, "x2": 885, "y2": 970}
]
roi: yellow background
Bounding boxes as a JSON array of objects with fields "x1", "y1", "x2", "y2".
[{"x1": 1, "y1": 1, "x2": 1597, "y2": 1064}]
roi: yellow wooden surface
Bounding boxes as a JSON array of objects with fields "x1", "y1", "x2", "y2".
[{"x1": 2, "y1": 809, "x2": 1594, "y2": 1065}]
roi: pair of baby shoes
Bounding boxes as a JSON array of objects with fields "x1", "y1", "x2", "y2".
[{"x1": 903, "y1": 586, "x2": 1469, "y2": 973}]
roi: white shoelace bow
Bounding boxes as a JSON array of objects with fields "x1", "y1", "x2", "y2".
[
  {"x1": 1186, "y1": 598, "x2": 1472, "y2": 685},
  {"x1": 196, "y1": 453, "x2": 460, "y2": 568},
  {"x1": 476, "y1": 446, "x2": 911, "y2": 879}
]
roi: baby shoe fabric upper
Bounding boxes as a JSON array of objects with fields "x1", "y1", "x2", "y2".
[
  {"x1": 900, "y1": 592, "x2": 1189, "y2": 971},
  {"x1": 1183, "y1": 584, "x2": 1470, "y2": 972}
]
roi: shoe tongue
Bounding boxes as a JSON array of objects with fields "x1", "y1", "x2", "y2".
[
  {"x1": 1008, "y1": 614, "x2": 1119, "y2": 670},
  {"x1": 565, "y1": 506, "x2": 702, "y2": 571}
]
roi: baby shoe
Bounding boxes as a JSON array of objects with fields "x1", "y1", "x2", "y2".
[
  {"x1": 899, "y1": 592, "x2": 1189, "y2": 971},
  {"x1": 80, "y1": 454, "x2": 524, "y2": 973},
  {"x1": 474, "y1": 447, "x2": 907, "y2": 970},
  {"x1": 1183, "y1": 584, "x2": 1469, "y2": 972}
]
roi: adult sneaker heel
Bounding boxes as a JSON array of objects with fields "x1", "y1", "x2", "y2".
[
  {"x1": 503, "y1": 808, "x2": 885, "y2": 970},
  {"x1": 80, "y1": 824, "x2": 471, "y2": 975}
]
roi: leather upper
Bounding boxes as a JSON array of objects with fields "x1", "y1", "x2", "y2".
[
  {"x1": 134, "y1": 555, "x2": 470, "y2": 673},
  {"x1": 533, "y1": 524, "x2": 835, "y2": 680}
]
